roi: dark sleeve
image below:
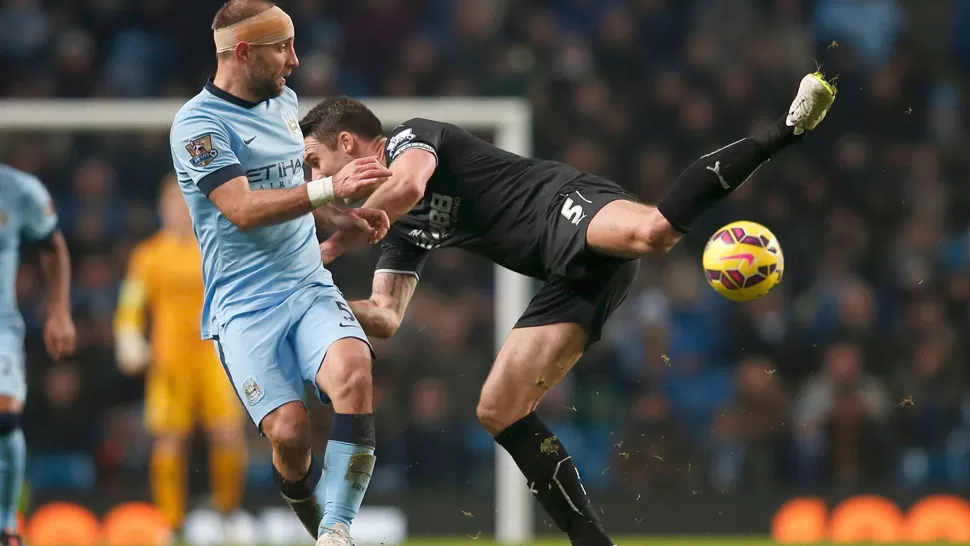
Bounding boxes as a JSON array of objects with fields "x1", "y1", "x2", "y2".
[
  {"x1": 384, "y1": 118, "x2": 445, "y2": 165},
  {"x1": 375, "y1": 228, "x2": 430, "y2": 280}
]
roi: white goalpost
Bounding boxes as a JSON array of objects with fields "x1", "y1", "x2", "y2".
[{"x1": 0, "y1": 97, "x2": 535, "y2": 544}]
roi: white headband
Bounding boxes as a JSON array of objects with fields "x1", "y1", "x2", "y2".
[{"x1": 213, "y1": 6, "x2": 294, "y2": 53}]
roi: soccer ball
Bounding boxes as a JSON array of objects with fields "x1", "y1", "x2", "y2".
[{"x1": 702, "y1": 220, "x2": 784, "y2": 302}]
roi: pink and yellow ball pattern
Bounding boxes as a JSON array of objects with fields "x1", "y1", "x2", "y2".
[{"x1": 702, "y1": 220, "x2": 784, "y2": 302}]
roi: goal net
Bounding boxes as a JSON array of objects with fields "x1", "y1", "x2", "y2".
[{"x1": 0, "y1": 97, "x2": 535, "y2": 544}]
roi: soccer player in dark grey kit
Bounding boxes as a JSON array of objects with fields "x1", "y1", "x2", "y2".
[{"x1": 301, "y1": 72, "x2": 836, "y2": 545}]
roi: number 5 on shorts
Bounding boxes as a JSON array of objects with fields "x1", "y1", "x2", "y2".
[{"x1": 335, "y1": 301, "x2": 358, "y2": 327}]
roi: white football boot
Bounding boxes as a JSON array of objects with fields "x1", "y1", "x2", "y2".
[
  {"x1": 315, "y1": 522, "x2": 355, "y2": 546},
  {"x1": 786, "y1": 71, "x2": 837, "y2": 135}
]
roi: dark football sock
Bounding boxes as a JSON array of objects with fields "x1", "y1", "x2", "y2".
[
  {"x1": 0, "y1": 414, "x2": 25, "y2": 532},
  {"x1": 657, "y1": 117, "x2": 802, "y2": 233},
  {"x1": 494, "y1": 413, "x2": 613, "y2": 546},
  {"x1": 274, "y1": 458, "x2": 325, "y2": 538}
]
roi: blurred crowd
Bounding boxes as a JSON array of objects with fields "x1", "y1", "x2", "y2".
[{"x1": 3, "y1": 0, "x2": 970, "y2": 499}]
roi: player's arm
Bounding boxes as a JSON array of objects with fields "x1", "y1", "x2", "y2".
[
  {"x1": 321, "y1": 149, "x2": 436, "y2": 263},
  {"x1": 359, "y1": 148, "x2": 437, "y2": 223},
  {"x1": 113, "y1": 246, "x2": 152, "y2": 374},
  {"x1": 312, "y1": 204, "x2": 389, "y2": 244},
  {"x1": 207, "y1": 157, "x2": 390, "y2": 231},
  {"x1": 172, "y1": 113, "x2": 390, "y2": 231},
  {"x1": 349, "y1": 272, "x2": 419, "y2": 339},
  {"x1": 37, "y1": 231, "x2": 74, "y2": 359},
  {"x1": 349, "y1": 229, "x2": 428, "y2": 337},
  {"x1": 20, "y1": 176, "x2": 75, "y2": 359}
]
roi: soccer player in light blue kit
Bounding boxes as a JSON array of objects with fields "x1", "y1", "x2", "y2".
[
  {"x1": 169, "y1": 2, "x2": 392, "y2": 544},
  {"x1": 0, "y1": 164, "x2": 76, "y2": 546}
]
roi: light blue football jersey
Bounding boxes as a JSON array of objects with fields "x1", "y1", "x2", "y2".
[
  {"x1": 0, "y1": 164, "x2": 59, "y2": 340},
  {"x1": 169, "y1": 81, "x2": 333, "y2": 339}
]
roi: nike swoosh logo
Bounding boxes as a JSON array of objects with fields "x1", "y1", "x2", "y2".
[
  {"x1": 244, "y1": 136, "x2": 257, "y2": 144},
  {"x1": 720, "y1": 253, "x2": 756, "y2": 266},
  {"x1": 339, "y1": 322, "x2": 356, "y2": 328}
]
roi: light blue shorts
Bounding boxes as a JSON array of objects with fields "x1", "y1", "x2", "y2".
[
  {"x1": 213, "y1": 284, "x2": 371, "y2": 428},
  {"x1": 0, "y1": 331, "x2": 26, "y2": 403}
]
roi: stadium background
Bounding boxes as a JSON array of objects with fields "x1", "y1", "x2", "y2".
[{"x1": 3, "y1": 0, "x2": 970, "y2": 543}]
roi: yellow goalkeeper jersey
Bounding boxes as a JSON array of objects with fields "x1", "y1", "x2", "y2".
[{"x1": 114, "y1": 231, "x2": 209, "y2": 370}]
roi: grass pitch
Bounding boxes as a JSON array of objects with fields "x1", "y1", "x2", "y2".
[{"x1": 400, "y1": 538, "x2": 943, "y2": 545}]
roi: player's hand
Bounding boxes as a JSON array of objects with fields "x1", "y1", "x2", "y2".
[
  {"x1": 44, "y1": 310, "x2": 76, "y2": 360},
  {"x1": 115, "y1": 332, "x2": 151, "y2": 375},
  {"x1": 332, "y1": 157, "x2": 392, "y2": 203},
  {"x1": 320, "y1": 238, "x2": 343, "y2": 265},
  {"x1": 319, "y1": 208, "x2": 389, "y2": 265},
  {"x1": 323, "y1": 205, "x2": 389, "y2": 242},
  {"x1": 353, "y1": 207, "x2": 390, "y2": 244}
]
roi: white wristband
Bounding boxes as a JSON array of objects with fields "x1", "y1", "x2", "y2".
[{"x1": 306, "y1": 177, "x2": 335, "y2": 208}]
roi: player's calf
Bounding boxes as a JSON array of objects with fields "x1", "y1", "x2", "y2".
[
  {"x1": 315, "y1": 339, "x2": 377, "y2": 538},
  {"x1": 476, "y1": 324, "x2": 587, "y2": 434},
  {"x1": 480, "y1": 325, "x2": 614, "y2": 546},
  {"x1": 262, "y1": 401, "x2": 314, "y2": 478},
  {"x1": 0, "y1": 411, "x2": 25, "y2": 537},
  {"x1": 264, "y1": 402, "x2": 326, "y2": 538},
  {"x1": 655, "y1": 72, "x2": 835, "y2": 235}
]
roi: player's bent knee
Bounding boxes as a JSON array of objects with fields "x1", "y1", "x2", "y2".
[
  {"x1": 588, "y1": 201, "x2": 682, "y2": 259},
  {"x1": 318, "y1": 338, "x2": 373, "y2": 408},
  {"x1": 477, "y1": 400, "x2": 530, "y2": 436},
  {"x1": 634, "y1": 207, "x2": 680, "y2": 256},
  {"x1": 261, "y1": 402, "x2": 311, "y2": 454},
  {"x1": 476, "y1": 389, "x2": 533, "y2": 436},
  {"x1": 475, "y1": 403, "x2": 502, "y2": 436},
  {"x1": 329, "y1": 365, "x2": 373, "y2": 408}
]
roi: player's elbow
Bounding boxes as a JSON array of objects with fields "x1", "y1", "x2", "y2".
[
  {"x1": 396, "y1": 178, "x2": 426, "y2": 206},
  {"x1": 370, "y1": 314, "x2": 402, "y2": 339},
  {"x1": 224, "y1": 206, "x2": 258, "y2": 232},
  {"x1": 370, "y1": 305, "x2": 404, "y2": 339}
]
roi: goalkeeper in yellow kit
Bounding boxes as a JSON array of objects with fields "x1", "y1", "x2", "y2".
[{"x1": 114, "y1": 173, "x2": 247, "y2": 532}]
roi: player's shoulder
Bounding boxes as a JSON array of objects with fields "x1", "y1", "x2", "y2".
[
  {"x1": 0, "y1": 162, "x2": 38, "y2": 188},
  {"x1": 171, "y1": 91, "x2": 231, "y2": 139},
  {"x1": 386, "y1": 118, "x2": 455, "y2": 160},
  {"x1": 397, "y1": 117, "x2": 454, "y2": 133},
  {"x1": 0, "y1": 164, "x2": 50, "y2": 203}
]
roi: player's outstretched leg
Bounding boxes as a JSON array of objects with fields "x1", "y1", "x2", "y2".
[
  {"x1": 314, "y1": 338, "x2": 377, "y2": 546},
  {"x1": 479, "y1": 324, "x2": 616, "y2": 546},
  {"x1": 586, "y1": 72, "x2": 836, "y2": 259},
  {"x1": 0, "y1": 408, "x2": 25, "y2": 546}
]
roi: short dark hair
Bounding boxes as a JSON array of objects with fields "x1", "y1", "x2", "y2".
[
  {"x1": 212, "y1": 0, "x2": 275, "y2": 31},
  {"x1": 300, "y1": 96, "x2": 385, "y2": 149}
]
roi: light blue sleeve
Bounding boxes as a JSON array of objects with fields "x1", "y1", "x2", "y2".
[
  {"x1": 170, "y1": 110, "x2": 243, "y2": 196},
  {"x1": 18, "y1": 173, "x2": 58, "y2": 241}
]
